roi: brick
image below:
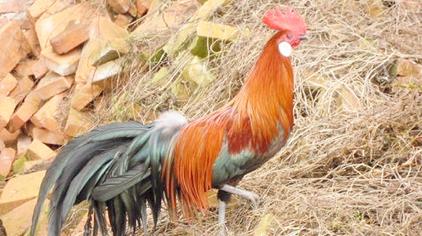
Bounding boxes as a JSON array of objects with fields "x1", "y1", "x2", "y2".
[
  {"x1": 131, "y1": 0, "x2": 199, "y2": 40},
  {"x1": 76, "y1": 17, "x2": 129, "y2": 83},
  {"x1": 0, "y1": 198, "x2": 49, "y2": 236},
  {"x1": 33, "y1": 72, "x2": 73, "y2": 100},
  {"x1": 0, "y1": 128, "x2": 21, "y2": 145},
  {"x1": 135, "y1": 0, "x2": 151, "y2": 16},
  {"x1": 65, "y1": 108, "x2": 91, "y2": 137},
  {"x1": 17, "y1": 135, "x2": 32, "y2": 156},
  {"x1": 31, "y1": 93, "x2": 65, "y2": 131},
  {"x1": 8, "y1": 94, "x2": 42, "y2": 132},
  {"x1": 0, "y1": 0, "x2": 26, "y2": 14},
  {"x1": 42, "y1": 46, "x2": 82, "y2": 76},
  {"x1": 0, "y1": 21, "x2": 31, "y2": 77},
  {"x1": 26, "y1": 139, "x2": 56, "y2": 160},
  {"x1": 14, "y1": 59, "x2": 37, "y2": 77},
  {"x1": 0, "y1": 96, "x2": 17, "y2": 128},
  {"x1": 113, "y1": 14, "x2": 133, "y2": 28},
  {"x1": 35, "y1": 3, "x2": 95, "y2": 49},
  {"x1": 22, "y1": 25, "x2": 41, "y2": 58},
  {"x1": 0, "y1": 170, "x2": 45, "y2": 215},
  {"x1": 0, "y1": 148, "x2": 16, "y2": 177},
  {"x1": 28, "y1": 0, "x2": 56, "y2": 18},
  {"x1": 50, "y1": 20, "x2": 90, "y2": 55},
  {"x1": 71, "y1": 83, "x2": 103, "y2": 110},
  {"x1": 9, "y1": 77, "x2": 34, "y2": 104},
  {"x1": 91, "y1": 58, "x2": 123, "y2": 82},
  {"x1": 127, "y1": 1, "x2": 138, "y2": 17},
  {"x1": 107, "y1": 0, "x2": 132, "y2": 14},
  {"x1": 31, "y1": 127, "x2": 68, "y2": 145},
  {"x1": 0, "y1": 74, "x2": 17, "y2": 96},
  {"x1": 31, "y1": 58, "x2": 49, "y2": 79}
]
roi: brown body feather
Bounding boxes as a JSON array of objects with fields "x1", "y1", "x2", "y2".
[{"x1": 164, "y1": 31, "x2": 295, "y2": 213}]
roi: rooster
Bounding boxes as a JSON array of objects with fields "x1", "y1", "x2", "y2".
[{"x1": 30, "y1": 6, "x2": 306, "y2": 236}]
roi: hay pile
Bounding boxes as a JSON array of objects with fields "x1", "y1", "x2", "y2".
[{"x1": 91, "y1": 0, "x2": 421, "y2": 235}]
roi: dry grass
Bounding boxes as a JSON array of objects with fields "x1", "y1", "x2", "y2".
[{"x1": 90, "y1": 0, "x2": 422, "y2": 235}]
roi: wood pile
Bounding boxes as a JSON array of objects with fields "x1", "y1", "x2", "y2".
[{"x1": 0, "y1": 0, "x2": 238, "y2": 234}]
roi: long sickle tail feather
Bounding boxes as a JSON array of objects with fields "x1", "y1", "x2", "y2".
[{"x1": 30, "y1": 114, "x2": 186, "y2": 236}]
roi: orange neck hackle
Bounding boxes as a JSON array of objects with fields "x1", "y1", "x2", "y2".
[{"x1": 164, "y1": 31, "x2": 295, "y2": 215}]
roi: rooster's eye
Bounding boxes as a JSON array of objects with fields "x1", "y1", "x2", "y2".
[{"x1": 286, "y1": 34, "x2": 293, "y2": 40}]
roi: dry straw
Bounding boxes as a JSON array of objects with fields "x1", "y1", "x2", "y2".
[{"x1": 85, "y1": 0, "x2": 421, "y2": 235}]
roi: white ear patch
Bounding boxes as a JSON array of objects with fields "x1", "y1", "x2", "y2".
[{"x1": 278, "y1": 41, "x2": 292, "y2": 57}]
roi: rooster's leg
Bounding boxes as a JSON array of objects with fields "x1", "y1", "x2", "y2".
[
  {"x1": 220, "y1": 184, "x2": 259, "y2": 207},
  {"x1": 217, "y1": 189, "x2": 231, "y2": 235}
]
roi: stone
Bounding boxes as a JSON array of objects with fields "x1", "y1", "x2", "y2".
[{"x1": 0, "y1": 170, "x2": 46, "y2": 215}]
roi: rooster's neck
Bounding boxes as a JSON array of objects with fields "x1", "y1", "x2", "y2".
[{"x1": 231, "y1": 32, "x2": 294, "y2": 153}]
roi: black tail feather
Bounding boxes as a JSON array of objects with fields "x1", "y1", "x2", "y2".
[{"x1": 31, "y1": 120, "x2": 183, "y2": 236}]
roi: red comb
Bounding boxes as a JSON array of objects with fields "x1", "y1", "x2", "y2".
[{"x1": 262, "y1": 7, "x2": 306, "y2": 34}]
